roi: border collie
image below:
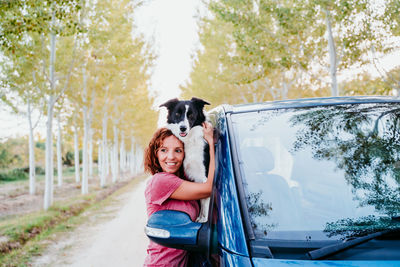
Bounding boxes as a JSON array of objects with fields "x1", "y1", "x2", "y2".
[{"x1": 160, "y1": 97, "x2": 211, "y2": 222}]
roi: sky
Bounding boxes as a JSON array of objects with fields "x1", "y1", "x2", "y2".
[{"x1": 134, "y1": 0, "x2": 201, "y2": 106}]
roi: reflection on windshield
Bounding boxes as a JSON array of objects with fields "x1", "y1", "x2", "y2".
[{"x1": 232, "y1": 103, "x2": 400, "y2": 241}]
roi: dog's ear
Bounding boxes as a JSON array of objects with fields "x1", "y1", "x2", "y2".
[
  {"x1": 191, "y1": 97, "x2": 210, "y2": 109},
  {"x1": 159, "y1": 98, "x2": 179, "y2": 110}
]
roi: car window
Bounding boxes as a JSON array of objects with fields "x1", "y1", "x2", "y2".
[{"x1": 231, "y1": 103, "x2": 400, "y2": 241}]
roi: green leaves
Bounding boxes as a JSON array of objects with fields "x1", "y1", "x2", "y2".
[
  {"x1": 182, "y1": 0, "x2": 400, "y2": 102},
  {"x1": 0, "y1": 0, "x2": 83, "y2": 52}
]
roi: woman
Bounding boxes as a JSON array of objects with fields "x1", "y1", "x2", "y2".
[{"x1": 143, "y1": 122, "x2": 215, "y2": 267}]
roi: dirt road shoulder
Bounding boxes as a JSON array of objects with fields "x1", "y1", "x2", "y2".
[{"x1": 31, "y1": 175, "x2": 150, "y2": 267}]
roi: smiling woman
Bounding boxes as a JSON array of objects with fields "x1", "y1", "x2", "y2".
[{"x1": 143, "y1": 126, "x2": 215, "y2": 267}]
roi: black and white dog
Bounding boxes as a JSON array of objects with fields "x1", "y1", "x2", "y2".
[{"x1": 160, "y1": 97, "x2": 211, "y2": 222}]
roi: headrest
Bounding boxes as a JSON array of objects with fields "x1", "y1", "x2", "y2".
[{"x1": 240, "y1": 146, "x2": 274, "y2": 174}]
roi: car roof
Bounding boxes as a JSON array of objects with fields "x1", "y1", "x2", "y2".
[{"x1": 222, "y1": 96, "x2": 400, "y2": 114}]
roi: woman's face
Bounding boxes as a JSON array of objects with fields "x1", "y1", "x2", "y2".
[{"x1": 157, "y1": 135, "x2": 184, "y2": 174}]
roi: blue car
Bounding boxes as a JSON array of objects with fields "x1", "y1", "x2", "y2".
[{"x1": 146, "y1": 96, "x2": 400, "y2": 266}]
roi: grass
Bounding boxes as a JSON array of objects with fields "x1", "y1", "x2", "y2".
[
  {"x1": 0, "y1": 197, "x2": 93, "y2": 266},
  {"x1": 0, "y1": 174, "x2": 147, "y2": 267},
  {"x1": 0, "y1": 166, "x2": 97, "y2": 185},
  {"x1": 0, "y1": 169, "x2": 28, "y2": 183}
]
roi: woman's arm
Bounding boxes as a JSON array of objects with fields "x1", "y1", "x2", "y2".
[{"x1": 171, "y1": 122, "x2": 216, "y2": 200}]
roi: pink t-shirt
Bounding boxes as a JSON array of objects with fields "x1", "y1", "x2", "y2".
[{"x1": 144, "y1": 172, "x2": 199, "y2": 267}]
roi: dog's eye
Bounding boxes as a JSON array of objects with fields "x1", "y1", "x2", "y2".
[{"x1": 175, "y1": 112, "x2": 180, "y2": 117}]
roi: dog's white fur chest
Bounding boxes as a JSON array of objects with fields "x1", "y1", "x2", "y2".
[{"x1": 182, "y1": 125, "x2": 207, "y2": 183}]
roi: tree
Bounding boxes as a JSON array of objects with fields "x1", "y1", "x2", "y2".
[
  {"x1": 1, "y1": 37, "x2": 45, "y2": 194},
  {"x1": 202, "y1": 0, "x2": 400, "y2": 98},
  {"x1": 1, "y1": 0, "x2": 158, "y2": 203},
  {"x1": 75, "y1": 0, "x2": 157, "y2": 188},
  {"x1": 341, "y1": 69, "x2": 400, "y2": 96},
  {"x1": 181, "y1": 4, "x2": 327, "y2": 105},
  {"x1": 1, "y1": 0, "x2": 83, "y2": 209}
]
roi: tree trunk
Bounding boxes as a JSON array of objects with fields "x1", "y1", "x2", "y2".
[
  {"x1": 325, "y1": 8, "x2": 339, "y2": 97},
  {"x1": 112, "y1": 124, "x2": 118, "y2": 183},
  {"x1": 43, "y1": 13, "x2": 57, "y2": 210},
  {"x1": 57, "y1": 112, "x2": 63, "y2": 186},
  {"x1": 44, "y1": 94, "x2": 55, "y2": 210},
  {"x1": 81, "y1": 67, "x2": 89, "y2": 194},
  {"x1": 88, "y1": 91, "x2": 95, "y2": 177},
  {"x1": 135, "y1": 144, "x2": 143, "y2": 174},
  {"x1": 98, "y1": 141, "x2": 102, "y2": 179},
  {"x1": 82, "y1": 106, "x2": 88, "y2": 194},
  {"x1": 105, "y1": 143, "x2": 110, "y2": 175},
  {"x1": 100, "y1": 111, "x2": 108, "y2": 188},
  {"x1": 27, "y1": 98, "x2": 36, "y2": 195},
  {"x1": 74, "y1": 119, "x2": 80, "y2": 183},
  {"x1": 120, "y1": 131, "x2": 125, "y2": 173},
  {"x1": 88, "y1": 128, "x2": 93, "y2": 177},
  {"x1": 130, "y1": 137, "x2": 135, "y2": 176}
]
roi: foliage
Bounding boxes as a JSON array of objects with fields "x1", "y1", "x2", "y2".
[
  {"x1": 35, "y1": 142, "x2": 45, "y2": 151},
  {"x1": 0, "y1": 137, "x2": 45, "y2": 169},
  {"x1": 182, "y1": 0, "x2": 400, "y2": 103},
  {"x1": 341, "y1": 67, "x2": 400, "y2": 96},
  {"x1": 0, "y1": 0, "x2": 158, "y2": 173},
  {"x1": 0, "y1": 141, "x2": 23, "y2": 168},
  {"x1": 0, "y1": 0, "x2": 84, "y2": 52},
  {"x1": 0, "y1": 168, "x2": 28, "y2": 183},
  {"x1": 61, "y1": 0, "x2": 158, "y2": 150}
]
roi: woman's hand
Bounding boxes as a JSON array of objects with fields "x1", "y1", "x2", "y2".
[{"x1": 203, "y1": 122, "x2": 214, "y2": 145}]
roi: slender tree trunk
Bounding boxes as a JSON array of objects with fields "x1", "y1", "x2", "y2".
[
  {"x1": 100, "y1": 112, "x2": 108, "y2": 188},
  {"x1": 44, "y1": 11, "x2": 57, "y2": 210},
  {"x1": 74, "y1": 119, "x2": 80, "y2": 183},
  {"x1": 57, "y1": 112, "x2": 63, "y2": 186},
  {"x1": 110, "y1": 142, "x2": 115, "y2": 181},
  {"x1": 135, "y1": 144, "x2": 142, "y2": 174},
  {"x1": 82, "y1": 107, "x2": 88, "y2": 194},
  {"x1": 44, "y1": 95, "x2": 55, "y2": 210},
  {"x1": 98, "y1": 141, "x2": 102, "y2": 179},
  {"x1": 130, "y1": 137, "x2": 135, "y2": 176},
  {"x1": 112, "y1": 124, "x2": 118, "y2": 183},
  {"x1": 82, "y1": 67, "x2": 89, "y2": 194},
  {"x1": 105, "y1": 143, "x2": 110, "y2": 175},
  {"x1": 88, "y1": 91, "x2": 95, "y2": 177},
  {"x1": 89, "y1": 128, "x2": 93, "y2": 177},
  {"x1": 27, "y1": 98, "x2": 36, "y2": 195},
  {"x1": 120, "y1": 131, "x2": 125, "y2": 173},
  {"x1": 325, "y1": 8, "x2": 338, "y2": 97}
]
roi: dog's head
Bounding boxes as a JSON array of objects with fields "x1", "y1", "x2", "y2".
[{"x1": 160, "y1": 97, "x2": 210, "y2": 140}]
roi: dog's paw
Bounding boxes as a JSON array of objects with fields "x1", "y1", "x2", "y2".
[
  {"x1": 196, "y1": 216, "x2": 208, "y2": 223},
  {"x1": 196, "y1": 215, "x2": 207, "y2": 223}
]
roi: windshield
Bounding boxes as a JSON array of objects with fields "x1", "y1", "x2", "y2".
[{"x1": 231, "y1": 103, "x2": 400, "y2": 241}]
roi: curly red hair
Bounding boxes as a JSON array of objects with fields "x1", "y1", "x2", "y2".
[{"x1": 144, "y1": 128, "x2": 185, "y2": 177}]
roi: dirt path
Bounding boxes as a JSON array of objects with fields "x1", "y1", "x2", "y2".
[{"x1": 31, "y1": 176, "x2": 150, "y2": 267}]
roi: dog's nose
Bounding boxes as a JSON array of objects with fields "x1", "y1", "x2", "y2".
[{"x1": 180, "y1": 126, "x2": 187, "y2": 132}]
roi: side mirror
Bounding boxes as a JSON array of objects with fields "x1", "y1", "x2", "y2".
[{"x1": 145, "y1": 210, "x2": 209, "y2": 251}]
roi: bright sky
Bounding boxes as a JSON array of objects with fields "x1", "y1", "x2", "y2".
[{"x1": 134, "y1": 0, "x2": 200, "y2": 106}]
